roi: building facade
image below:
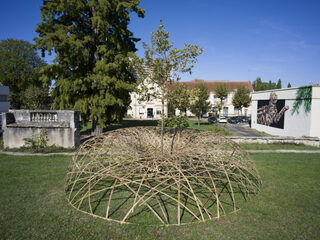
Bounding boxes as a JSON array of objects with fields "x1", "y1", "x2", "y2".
[
  {"x1": 0, "y1": 85, "x2": 10, "y2": 127},
  {"x1": 251, "y1": 86, "x2": 320, "y2": 138},
  {"x1": 127, "y1": 81, "x2": 252, "y2": 119}
]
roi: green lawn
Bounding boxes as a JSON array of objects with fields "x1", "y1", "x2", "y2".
[
  {"x1": 81, "y1": 119, "x2": 232, "y2": 136},
  {"x1": 187, "y1": 120, "x2": 232, "y2": 135},
  {"x1": 0, "y1": 153, "x2": 319, "y2": 239}
]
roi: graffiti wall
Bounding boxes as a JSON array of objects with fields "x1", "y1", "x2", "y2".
[
  {"x1": 252, "y1": 86, "x2": 320, "y2": 138},
  {"x1": 257, "y1": 92, "x2": 289, "y2": 129}
]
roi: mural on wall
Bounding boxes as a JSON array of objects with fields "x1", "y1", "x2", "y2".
[
  {"x1": 291, "y1": 85, "x2": 312, "y2": 115},
  {"x1": 257, "y1": 92, "x2": 289, "y2": 129}
]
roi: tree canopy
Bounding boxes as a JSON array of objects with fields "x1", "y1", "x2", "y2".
[
  {"x1": 214, "y1": 83, "x2": 229, "y2": 103},
  {"x1": 190, "y1": 84, "x2": 211, "y2": 126},
  {"x1": 24, "y1": 85, "x2": 49, "y2": 110},
  {"x1": 35, "y1": 0, "x2": 145, "y2": 133},
  {"x1": 252, "y1": 77, "x2": 282, "y2": 91},
  {"x1": 167, "y1": 83, "x2": 190, "y2": 116},
  {"x1": 213, "y1": 83, "x2": 229, "y2": 115},
  {"x1": 0, "y1": 38, "x2": 47, "y2": 108},
  {"x1": 276, "y1": 79, "x2": 282, "y2": 89},
  {"x1": 232, "y1": 86, "x2": 251, "y2": 115}
]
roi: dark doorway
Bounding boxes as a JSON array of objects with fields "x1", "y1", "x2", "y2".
[{"x1": 147, "y1": 108, "x2": 153, "y2": 118}]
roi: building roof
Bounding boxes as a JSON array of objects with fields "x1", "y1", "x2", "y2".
[{"x1": 167, "y1": 81, "x2": 252, "y2": 92}]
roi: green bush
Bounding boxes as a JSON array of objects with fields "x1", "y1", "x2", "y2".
[
  {"x1": 23, "y1": 129, "x2": 48, "y2": 149},
  {"x1": 158, "y1": 115, "x2": 189, "y2": 128}
]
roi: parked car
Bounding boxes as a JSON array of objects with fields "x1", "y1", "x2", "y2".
[
  {"x1": 240, "y1": 116, "x2": 249, "y2": 123},
  {"x1": 208, "y1": 116, "x2": 217, "y2": 124},
  {"x1": 228, "y1": 116, "x2": 239, "y2": 124},
  {"x1": 218, "y1": 117, "x2": 227, "y2": 123}
]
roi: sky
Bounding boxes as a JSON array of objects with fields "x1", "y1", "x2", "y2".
[{"x1": 1, "y1": 0, "x2": 320, "y2": 88}]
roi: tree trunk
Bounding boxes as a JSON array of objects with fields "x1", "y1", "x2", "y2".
[
  {"x1": 161, "y1": 89, "x2": 165, "y2": 156},
  {"x1": 92, "y1": 117, "x2": 103, "y2": 136},
  {"x1": 198, "y1": 114, "x2": 200, "y2": 126}
]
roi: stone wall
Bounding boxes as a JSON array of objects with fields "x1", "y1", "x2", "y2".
[
  {"x1": 229, "y1": 136, "x2": 320, "y2": 147},
  {"x1": 2, "y1": 110, "x2": 80, "y2": 149}
]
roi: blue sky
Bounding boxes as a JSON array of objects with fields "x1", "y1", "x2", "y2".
[{"x1": 1, "y1": 0, "x2": 319, "y2": 87}]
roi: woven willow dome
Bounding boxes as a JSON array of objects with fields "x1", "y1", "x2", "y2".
[{"x1": 65, "y1": 127, "x2": 261, "y2": 225}]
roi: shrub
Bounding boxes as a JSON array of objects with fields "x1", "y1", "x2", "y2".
[
  {"x1": 158, "y1": 115, "x2": 189, "y2": 128},
  {"x1": 24, "y1": 129, "x2": 48, "y2": 149}
]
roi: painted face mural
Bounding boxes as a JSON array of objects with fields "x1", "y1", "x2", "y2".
[{"x1": 257, "y1": 92, "x2": 289, "y2": 129}]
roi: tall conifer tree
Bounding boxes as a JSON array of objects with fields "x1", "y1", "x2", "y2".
[
  {"x1": 35, "y1": 0, "x2": 144, "y2": 134},
  {"x1": 276, "y1": 79, "x2": 282, "y2": 89}
]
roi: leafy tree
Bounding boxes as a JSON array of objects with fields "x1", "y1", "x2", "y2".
[
  {"x1": 213, "y1": 83, "x2": 229, "y2": 115},
  {"x1": 24, "y1": 85, "x2": 49, "y2": 109},
  {"x1": 287, "y1": 82, "x2": 292, "y2": 88},
  {"x1": 167, "y1": 83, "x2": 190, "y2": 116},
  {"x1": 252, "y1": 77, "x2": 281, "y2": 91},
  {"x1": 268, "y1": 80, "x2": 276, "y2": 90},
  {"x1": 158, "y1": 114, "x2": 189, "y2": 128},
  {"x1": 190, "y1": 84, "x2": 211, "y2": 126},
  {"x1": 232, "y1": 86, "x2": 251, "y2": 116},
  {"x1": 133, "y1": 20, "x2": 203, "y2": 153},
  {"x1": 35, "y1": 0, "x2": 145, "y2": 135},
  {"x1": 252, "y1": 77, "x2": 264, "y2": 91},
  {"x1": 276, "y1": 79, "x2": 282, "y2": 89},
  {"x1": 0, "y1": 38, "x2": 47, "y2": 108}
]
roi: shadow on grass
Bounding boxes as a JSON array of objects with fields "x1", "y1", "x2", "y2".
[
  {"x1": 67, "y1": 176, "x2": 245, "y2": 225},
  {"x1": 80, "y1": 120, "x2": 159, "y2": 143}
]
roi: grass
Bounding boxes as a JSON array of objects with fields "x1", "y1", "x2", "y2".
[
  {"x1": 2, "y1": 145, "x2": 76, "y2": 153},
  {"x1": 0, "y1": 153, "x2": 319, "y2": 239},
  {"x1": 187, "y1": 120, "x2": 232, "y2": 136},
  {"x1": 81, "y1": 119, "x2": 232, "y2": 136},
  {"x1": 241, "y1": 143, "x2": 319, "y2": 150}
]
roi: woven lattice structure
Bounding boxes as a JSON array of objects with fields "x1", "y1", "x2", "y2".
[{"x1": 65, "y1": 127, "x2": 261, "y2": 225}]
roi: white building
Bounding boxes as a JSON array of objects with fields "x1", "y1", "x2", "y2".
[
  {"x1": 0, "y1": 85, "x2": 10, "y2": 127},
  {"x1": 251, "y1": 86, "x2": 320, "y2": 138},
  {"x1": 127, "y1": 81, "x2": 252, "y2": 119}
]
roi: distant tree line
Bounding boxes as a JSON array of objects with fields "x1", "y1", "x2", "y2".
[
  {"x1": 167, "y1": 82, "x2": 251, "y2": 125},
  {"x1": 252, "y1": 77, "x2": 292, "y2": 91}
]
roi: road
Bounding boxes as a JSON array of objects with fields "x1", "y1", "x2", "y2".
[{"x1": 220, "y1": 123, "x2": 267, "y2": 137}]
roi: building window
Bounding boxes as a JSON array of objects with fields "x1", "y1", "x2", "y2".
[
  {"x1": 223, "y1": 107, "x2": 228, "y2": 116},
  {"x1": 234, "y1": 108, "x2": 239, "y2": 115},
  {"x1": 212, "y1": 107, "x2": 218, "y2": 113},
  {"x1": 156, "y1": 109, "x2": 161, "y2": 115},
  {"x1": 0, "y1": 95, "x2": 8, "y2": 102}
]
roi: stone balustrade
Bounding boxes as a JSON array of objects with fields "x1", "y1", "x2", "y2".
[
  {"x1": 30, "y1": 112, "x2": 58, "y2": 122},
  {"x1": 2, "y1": 110, "x2": 81, "y2": 148}
]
